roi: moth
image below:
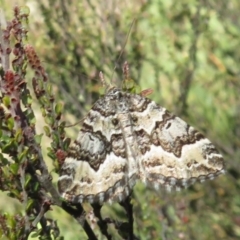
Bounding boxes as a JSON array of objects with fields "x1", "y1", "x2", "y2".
[{"x1": 58, "y1": 63, "x2": 225, "y2": 204}]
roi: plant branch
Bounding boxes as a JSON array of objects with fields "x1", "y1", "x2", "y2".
[
  {"x1": 120, "y1": 196, "x2": 134, "y2": 240},
  {"x1": 91, "y1": 203, "x2": 112, "y2": 240}
]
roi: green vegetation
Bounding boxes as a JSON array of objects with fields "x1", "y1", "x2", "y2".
[{"x1": 0, "y1": 0, "x2": 239, "y2": 239}]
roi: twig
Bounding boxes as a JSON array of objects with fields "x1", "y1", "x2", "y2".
[
  {"x1": 0, "y1": 11, "x2": 10, "y2": 71},
  {"x1": 19, "y1": 160, "x2": 31, "y2": 239},
  {"x1": 91, "y1": 203, "x2": 112, "y2": 240},
  {"x1": 120, "y1": 196, "x2": 134, "y2": 240},
  {"x1": 62, "y1": 202, "x2": 98, "y2": 240},
  {"x1": 32, "y1": 200, "x2": 51, "y2": 228}
]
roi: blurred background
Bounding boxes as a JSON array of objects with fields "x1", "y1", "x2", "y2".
[{"x1": 1, "y1": 0, "x2": 239, "y2": 239}]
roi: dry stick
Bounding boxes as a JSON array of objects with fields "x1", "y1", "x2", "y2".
[
  {"x1": 62, "y1": 202, "x2": 98, "y2": 240},
  {"x1": 91, "y1": 204, "x2": 112, "y2": 240},
  {"x1": 99, "y1": 71, "x2": 111, "y2": 90},
  {"x1": 0, "y1": 14, "x2": 10, "y2": 71},
  {"x1": 64, "y1": 118, "x2": 85, "y2": 128},
  {"x1": 32, "y1": 201, "x2": 51, "y2": 228},
  {"x1": 120, "y1": 195, "x2": 134, "y2": 240},
  {"x1": 19, "y1": 160, "x2": 31, "y2": 239}
]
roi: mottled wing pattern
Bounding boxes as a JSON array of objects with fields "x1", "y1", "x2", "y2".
[
  {"x1": 58, "y1": 88, "x2": 140, "y2": 203},
  {"x1": 58, "y1": 88, "x2": 225, "y2": 203},
  {"x1": 129, "y1": 96, "x2": 225, "y2": 191}
]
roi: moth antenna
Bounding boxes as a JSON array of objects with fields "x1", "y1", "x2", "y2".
[
  {"x1": 110, "y1": 18, "x2": 136, "y2": 84},
  {"x1": 64, "y1": 118, "x2": 85, "y2": 128},
  {"x1": 99, "y1": 71, "x2": 112, "y2": 91},
  {"x1": 99, "y1": 71, "x2": 106, "y2": 87}
]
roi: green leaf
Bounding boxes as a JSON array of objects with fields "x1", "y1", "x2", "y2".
[
  {"x1": 2, "y1": 139, "x2": 17, "y2": 153},
  {"x1": 41, "y1": 107, "x2": 47, "y2": 117},
  {"x1": 59, "y1": 121, "x2": 66, "y2": 128},
  {"x1": 26, "y1": 199, "x2": 34, "y2": 212},
  {"x1": 15, "y1": 129, "x2": 23, "y2": 143},
  {"x1": 46, "y1": 82, "x2": 53, "y2": 95},
  {"x1": 30, "y1": 229, "x2": 42, "y2": 238},
  {"x1": 44, "y1": 115, "x2": 54, "y2": 126},
  {"x1": 122, "y1": 78, "x2": 141, "y2": 94},
  {"x1": 55, "y1": 102, "x2": 63, "y2": 116},
  {"x1": 34, "y1": 134, "x2": 43, "y2": 144},
  {"x1": 33, "y1": 182, "x2": 39, "y2": 192},
  {"x1": 52, "y1": 132, "x2": 60, "y2": 145},
  {"x1": 63, "y1": 138, "x2": 71, "y2": 150},
  {"x1": 24, "y1": 108, "x2": 36, "y2": 124},
  {"x1": 39, "y1": 95, "x2": 49, "y2": 107},
  {"x1": 47, "y1": 148, "x2": 55, "y2": 160},
  {"x1": 2, "y1": 166, "x2": 10, "y2": 178},
  {"x1": 7, "y1": 117, "x2": 14, "y2": 131},
  {"x1": 9, "y1": 163, "x2": 19, "y2": 175},
  {"x1": 20, "y1": 5, "x2": 30, "y2": 15},
  {"x1": 22, "y1": 92, "x2": 33, "y2": 107},
  {"x1": 24, "y1": 173, "x2": 32, "y2": 188},
  {"x1": 58, "y1": 121, "x2": 66, "y2": 136},
  {"x1": 43, "y1": 126, "x2": 51, "y2": 137},
  {"x1": 9, "y1": 188, "x2": 21, "y2": 199},
  {"x1": 2, "y1": 96, "x2": 11, "y2": 108},
  {"x1": 0, "y1": 153, "x2": 10, "y2": 165},
  {"x1": 18, "y1": 147, "x2": 29, "y2": 162}
]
